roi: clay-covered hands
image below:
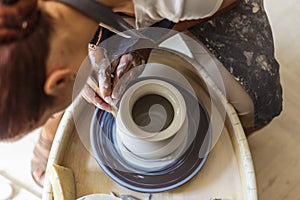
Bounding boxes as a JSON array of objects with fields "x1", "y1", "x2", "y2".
[{"x1": 82, "y1": 44, "x2": 152, "y2": 113}]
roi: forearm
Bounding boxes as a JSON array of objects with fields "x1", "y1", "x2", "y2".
[
  {"x1": 96, "y1": 0, "x2": 240, "y2": 31},
  {"x1": 96, "y1": 0, "x2": 135, "y2": 16},
  {"x1": 172, "y1": 0, "x2": 240, "y2": 32},
  {"x1": 94, "y1": 0, "x2": 240, "y2": 42}
]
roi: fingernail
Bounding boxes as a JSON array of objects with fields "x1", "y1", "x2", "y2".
[
  {"x1": 117, "y1": 62, "x2": 126, "y2": 69},
  {"x1": 111, "y1": 98, "x2": 119, "y2": 106},
  {"x1": 95, "y1": 103, "x2": 103, "y2": 109},
  {"x1": 104, "y1": 96, "x2": 112, "y2": 104},
  {"x1": 126, "y1": 53, "x2": 133, "y2": 60}
]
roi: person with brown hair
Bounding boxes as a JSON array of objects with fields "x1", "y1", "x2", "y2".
[
  {"x1": 0, "y1": 0, "x2": 95, "y2": 186},
  {"x1": 0, "y1": 0, "x2": 282, "y2": 187}
]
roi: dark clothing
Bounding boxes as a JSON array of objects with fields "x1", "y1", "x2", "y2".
[{"x1": 188, "y1": 0, "x2": 283, "y2": 127}]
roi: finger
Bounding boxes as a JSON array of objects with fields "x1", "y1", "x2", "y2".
[
  {"x1": 111, "y1": 55, "x2": 121, "y2": 70},
  {"x1": 111, "y1": 53, "x2": 146, "y2": 101},
  {"x1": 115, "y1": 54, "x2": 133, "y2": 78},
  {"x1": 113, "y1": 53, "x2": 134, "y2": 85},
  {"x1": 111, "y1": 65, "x2": 145, "y2": 100},
  {"x1": 81, "y1": 84, "x2": 112, "y2": 112},
  {"x1": 94, "y1": 94, "x2": 112, "y2": 112},
  {"x1": 97, "y1": 63, "x2": 112, "y2": 100},
  {"x1": 88, "y1": 46, "x2": 113, "y2": 101},
  {"x1": 88, "y1": 46, "x2": 108, "y2": 71},
  {"x1": 111, "y1": 72, "x2": 132, "y2": 102}
]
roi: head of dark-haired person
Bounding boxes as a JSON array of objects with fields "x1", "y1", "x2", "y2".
[{"x1": 0, "y1": 0, "x2": 98, "y2": 140}]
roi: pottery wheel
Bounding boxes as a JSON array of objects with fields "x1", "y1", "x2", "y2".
[{"x1": 90, "y1": 79, "x2": 212, "y2": 193}]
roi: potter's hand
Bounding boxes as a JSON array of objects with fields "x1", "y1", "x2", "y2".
[
  {"x1": 82, "y1": 45, "x2": 112, "y2": 111},
  {"x1": 82, "y1": 45, "x2": 151, "y2": 113},
  {"x1": 110, "y1": 48, "x2": 151, "y2": 100}
]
